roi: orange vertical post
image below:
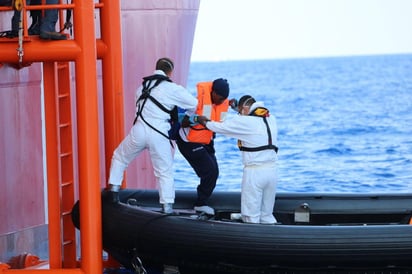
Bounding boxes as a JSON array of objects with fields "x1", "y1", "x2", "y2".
[
  {"x1": 73, "y1": 0, "x2": 103, "y2": 273},
  {"x1": 99, "y1": 0, "x2": 125, "y2": 180}
]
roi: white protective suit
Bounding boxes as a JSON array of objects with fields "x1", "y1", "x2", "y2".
[
  {"x1": 108, "y1": 70, "x2": 197, "y2": 204},
  {"x1": 205, "y1": 101, "x2": 278, "y2": 224}
]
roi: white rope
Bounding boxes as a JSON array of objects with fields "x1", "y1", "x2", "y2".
[{"x1": 17, "y1": 5, "x2": 24, "y2": 63}]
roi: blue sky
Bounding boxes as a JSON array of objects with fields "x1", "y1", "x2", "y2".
[{"x1": 191, "y1": 0, "x2": 412, "y2": 61}]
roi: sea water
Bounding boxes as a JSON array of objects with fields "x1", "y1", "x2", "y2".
[{"x1": 174, "y1": 54, "x2": 412, "y2": 193}]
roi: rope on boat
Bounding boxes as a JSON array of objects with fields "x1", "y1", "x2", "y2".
[
  {"x1": 131, "y1": 250, "x2": 147, "y2": 274},
  {"x1": 17, "y1": 5, "x2": 24, "y2": 63}
]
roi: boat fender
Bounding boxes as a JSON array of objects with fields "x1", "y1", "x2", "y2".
[{"x1": 294, "y1": 202, "x2": 310, "y2": 223}]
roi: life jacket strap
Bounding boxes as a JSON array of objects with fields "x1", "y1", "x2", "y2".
[{"x1": 238, "y1": 108, "x2": 278, "y2": 153}]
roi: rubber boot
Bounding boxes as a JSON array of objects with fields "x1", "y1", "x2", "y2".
[{"x1": 28, "y1": 10, "x2": 41, "y2": 35}]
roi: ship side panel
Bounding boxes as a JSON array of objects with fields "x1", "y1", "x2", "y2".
[{"x1": 120, "y1": 0, "x2": 200, "y2": 189}]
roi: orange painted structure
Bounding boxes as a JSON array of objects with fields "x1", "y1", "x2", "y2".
[{"x1": 0, "y1": 0, "x2": 199, "y2": 272}]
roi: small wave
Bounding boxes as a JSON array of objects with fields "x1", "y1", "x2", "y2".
[
  {"x1": 332, "y1": 126, "x2": 379, "y2": 135},
  {"x1": 373, "y1": 172, "x2": 395, "y2": 178},
  {"x1": 315, "y1": 147, "x2": 352, "y2": 155}
]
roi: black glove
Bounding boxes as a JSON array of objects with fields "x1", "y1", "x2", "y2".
[
  {"x1": 197, "y1": 115, "x2": 210, "y2": 126},
  {"x1": 229, "y1": 98, "x2": 238, "y2": 111}
]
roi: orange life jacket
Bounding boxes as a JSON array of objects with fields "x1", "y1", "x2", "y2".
[{"x1": 186, "y1": 82, "x2": 229, "y2": 144}]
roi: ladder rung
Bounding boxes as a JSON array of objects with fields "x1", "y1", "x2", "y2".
[
  {"x1": 62, "y1": 240, "x2": 73, "y2": 246},
  {"x1": 57, "y1": 63, "x2": 69, "y2": 70},
  {"x1": 59, "y1": 152, "x2": 72, "y2": 158},
  {"x1": 58, "y1": 93, "x2": 69, "y2": 99},
  {"x1": 61, "y1": 210, "x2": 72, "y2": 216},
  {"x1": 61, "y1": 181, "x2": 73, "y2": 188}
]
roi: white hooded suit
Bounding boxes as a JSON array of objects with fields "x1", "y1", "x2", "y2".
[
  {"x1": 108, "y1": 70, "x2": 197, "y2": 204},
  {"x1": 205, "y1": 101, "x2": 278, "y2": 224}
]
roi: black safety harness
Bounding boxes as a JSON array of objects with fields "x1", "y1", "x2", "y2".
[
  {"x1": 133, "y1": 74, "x2": 178, "y2": 143},
  {"x1": 237, "y1": 107, "x2": 278, "y2": 153}
]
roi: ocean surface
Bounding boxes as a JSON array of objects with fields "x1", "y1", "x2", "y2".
[{"x1": 174, "y1": 54, "x2": 412, "y2": 193}]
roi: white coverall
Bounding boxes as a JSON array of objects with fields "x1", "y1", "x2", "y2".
[
  {"x1": 108, "y1": 70, "x2": 197, "y2": 204},
  {"x1": 205, "y1": 101, "x2": 278, "y2": 224}
]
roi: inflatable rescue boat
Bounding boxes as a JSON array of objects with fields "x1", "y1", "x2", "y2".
[{"x1": 71, "y1": 189, "x2": 412, "y2": 273}]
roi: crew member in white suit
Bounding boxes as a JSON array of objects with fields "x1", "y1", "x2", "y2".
[
  {"x1": 197, "y1": 95, "x2": 278, "y2": 224},
  {"x1": 107, "y1": 57, "x2": 198, "y2": 214}
]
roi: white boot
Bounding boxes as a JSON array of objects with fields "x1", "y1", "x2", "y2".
[
  {"x1": 194, "y1": 205, "x2": 215, "y2": 215},
  {"x1": 162, "y1": 203, "x2": 173, "y2": 214}
]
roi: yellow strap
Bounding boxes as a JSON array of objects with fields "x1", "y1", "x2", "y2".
[{"x1": 13, "y1": 0, "x2": 23, "y2": 11}]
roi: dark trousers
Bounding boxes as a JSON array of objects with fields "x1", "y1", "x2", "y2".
[
  {"x1": 12, "y1": 0, "x2": 58, "y2": 33},
  {"x1": 176, "y1": 135, "x2": 219, "y2": 206}
]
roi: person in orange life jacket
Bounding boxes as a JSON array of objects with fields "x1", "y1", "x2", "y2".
[
  {"x1": 107, "y1": 57, "x2": 198, "y2": 214},
  {"x1": 176, "y1": 78, "x2": 230, "y2": 215},
  {"x1": 197, "y1": 95, "x2": 279, "y2": 224}
]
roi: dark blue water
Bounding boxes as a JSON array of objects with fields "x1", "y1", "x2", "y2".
[{"x1": 174, "y1": 54, "x2": 412, "y2": 193}]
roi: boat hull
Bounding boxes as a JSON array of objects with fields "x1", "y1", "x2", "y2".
[{"x1": 72, "y1": 190, "x2": 412, "y2": 272}]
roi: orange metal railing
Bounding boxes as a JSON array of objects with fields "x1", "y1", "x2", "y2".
[{"x1": 0, "y1": 0, "x2": 125, "y2": 273}]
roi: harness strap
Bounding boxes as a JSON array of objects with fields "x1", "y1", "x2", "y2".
[
  {"x1": 140, "y1": 115, "x2": 169, "y2": 140},
  {"x1": 238, "y1": 108, "x2": 278, "y2": 153},
  {"x1": 133, "y1": 75, "x2": 171, "y2": 124},
  {"x1": 146, "y1": 94, "x2": 173, "y2": 114},
  {"x1": 133, "y1": 74, "x2": 175, "y2": 146}
]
